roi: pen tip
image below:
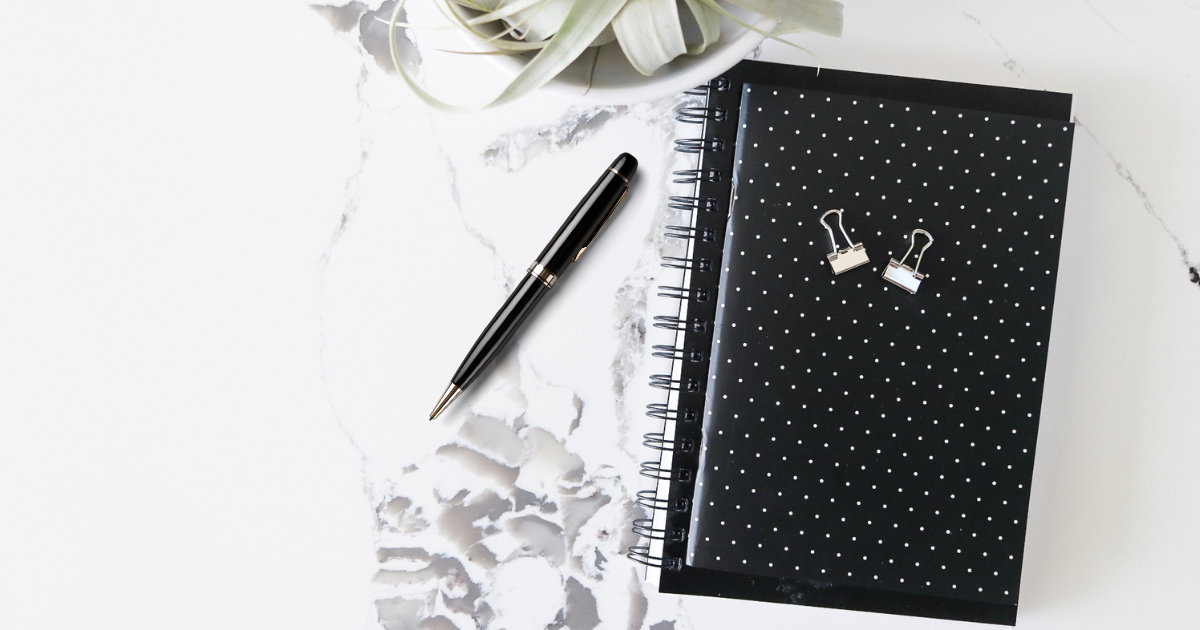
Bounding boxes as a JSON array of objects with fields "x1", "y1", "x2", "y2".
[{"x1": 429, "y1": 383, "x2": 463, "y2": 420}]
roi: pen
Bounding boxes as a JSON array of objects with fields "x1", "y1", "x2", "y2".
[{"x1": 429, "y1": 153, "x2": 638, "y2": 420}]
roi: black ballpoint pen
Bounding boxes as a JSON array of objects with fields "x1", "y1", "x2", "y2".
[{"x1": 429, "y1": 153, "x2": 638, "y2": 420}]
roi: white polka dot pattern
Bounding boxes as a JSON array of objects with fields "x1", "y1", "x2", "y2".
[{"x1": 686, "y1": 84, "x2": 1075, "y2": 605}]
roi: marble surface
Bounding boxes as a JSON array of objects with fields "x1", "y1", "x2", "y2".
[{"x1": 3, "y1": 1, "x2": 1200, "y2": 628}]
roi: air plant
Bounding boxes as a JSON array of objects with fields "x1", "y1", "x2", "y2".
[{"x1": 387, "y1": 0, "x2": 843, "y2": 110}]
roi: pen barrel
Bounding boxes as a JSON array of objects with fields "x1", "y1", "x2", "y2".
[
  {"x1": 533, "y1": 153, "x2": 637, "y2": 277},
  {"x1": 450, "y1": 273, "x2": 549, "y2": 390}
]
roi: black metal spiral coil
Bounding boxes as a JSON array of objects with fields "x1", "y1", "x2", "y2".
[
  {"x1": 657, "y1": 285, "x2": 709, "y2": 302},
  {"x1": 630, "y1": 76, "x2": 731, "y2": 573},
  {"x1": 649, "y1": 374, "x2": 699, "y2": 392},
  {"x1": 675, "y1": 106, "x2": 728, "y2": 123},
  {"x1": 661, "y1": 256, "x2": 712, "y2": 272},
  {"x1": 632, "y1": 518, "x2": 688, "y2": 542},
  {"x1": 636, "y1": 489, "x2": 691, "y2": 512},
  {"x1": 674, "y1": 137, "x2": 725, "y2": 153},
  {"x1": 643, "y1": 432, "x2": 695, "y2": 453},
  {"x1": 652, "y1": 315, "x2": 707, "y2": 333},
  {"x1": 645, "y1": 403, "x2": 697, "y2": 422},
  {"x1": 668, "y1": 195, "x2": 720, "y2": 212},
  {"x1": 627, "y1": 545, "x2": 682, "y2": 570},
  {"x1": 664, "y1": 225, "x2": 716, "y2": 242},
  {"x1": 640, "y1": 461, "x2": 693, "y2": 482},
  {"x1": 682, "y1": 77, "x2": 730, "y2": 97},
  {"x1": 673, "y1": 168, "x2": 722, "y2": 184},
  {"x1": 651, "y1": 345, "x2": 704, "y2": 362}
]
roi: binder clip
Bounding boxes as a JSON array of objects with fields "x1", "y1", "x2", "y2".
[
  {"x1": 819, "y1": 209, "x2": 870, "y2": 275},
  {"x1": 882, "y1": 229, "x2": 934, "y2": 294}
]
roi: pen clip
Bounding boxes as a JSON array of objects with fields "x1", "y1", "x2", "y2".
[{"x1": 574, "y1": 184, "x2": 629, "y2": 262}]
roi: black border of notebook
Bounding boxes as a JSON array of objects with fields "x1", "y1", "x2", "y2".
[{"x1": 654, "y1": 60, "x2": 1072, "y2": 626}]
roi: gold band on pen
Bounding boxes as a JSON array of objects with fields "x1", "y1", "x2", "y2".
[
  {"x1": 608, "y1": 167, "x2": 629, "y2": 184},
  {"x1": 528, "y1": 262, "x2": 557, "y2": 288}
]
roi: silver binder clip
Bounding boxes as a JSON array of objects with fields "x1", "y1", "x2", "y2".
[
  {"x1": 882, "y1": 229, "x2": 934, "y2": 294},
  {"x1": 819, "y1": 209, "x2": 870, "y2": 275}
]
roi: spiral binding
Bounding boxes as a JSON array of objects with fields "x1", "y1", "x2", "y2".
[
  {"x1": 657, "y1": 285, "x2": 708, "y2": 302},
  {"x1": 675, "y1": 107, "x2": 727, "y2": 123},
  {"x1": 636, "y1": 489, "x2": 690, "y2": 511},
  {"x1": 645, "y1": 402, "x2": 696, "y2": 422},
  {"x1": 651, "y1": 345, "x2": 704, "y2": 362},
  {"x1": 648, "y1": 374, "x2": 698, "y2": 392},
  {"x1": 683, "y1": 77, "x2": 730, "y2": 96},
  {"x1": 643, "y1": 432, "x2": 695, "y2": 453},
  {"x1": 665, "y1": 225, "x2": 716, "y2": 242},
  {"x1": 668, "y1": 195, "x2": 719, "y2": 212},
  {"x1": 652, "y1": 315, "x2": 706, "y2": 333},
  {"x1": 629, "y1": 76, "x2": 731, "y2": 572},
  {"x1": 632, "y1": 518, "x2": 687, "y2": 542},
  {"x1": 672, "y1": 168, "x2": 722, "y2": 184},
  {"x1": 640, "y1": 461, "x2": 692, "y2": 482},
  {"x1": 627, "y1": 545, "x2": 682, "y2": 570},
  {"x1": 674, "y1": 138, "x2": 725, "y2": 153},
  {"x1": 661, "y1": 256, "x2": 712, "y2": 272}
]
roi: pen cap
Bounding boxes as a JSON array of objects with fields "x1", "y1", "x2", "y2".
[
  {"x1": 611, "y1": 152, "x2": 638, "y2": 182},
  {"x1": 534, "y1": 153, "x2": 638, "y2": 277}
]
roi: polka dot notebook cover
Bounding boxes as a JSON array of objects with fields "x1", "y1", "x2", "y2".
[{"x1": 633, "y1": 61, "x2": 1075, "y2": 626}]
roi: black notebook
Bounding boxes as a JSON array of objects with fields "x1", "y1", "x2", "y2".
[{"x1": 628, "y1": 61, "x2": 1075, "y2": 625}]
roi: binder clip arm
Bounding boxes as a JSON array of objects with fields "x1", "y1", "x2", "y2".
[
  {"x1": 819, "y1": 209, "x2": 869, "y2": 275},
  {"x1": 882, "y1": 229, "x2": 934, "y2": 294}
]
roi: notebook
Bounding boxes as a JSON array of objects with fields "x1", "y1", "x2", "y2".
[{"x1": 627, "y1": 61, "x2": 1075, "y2": 625}]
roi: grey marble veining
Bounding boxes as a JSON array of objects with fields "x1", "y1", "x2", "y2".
[
  {"x1": 310, "y1": 2, "x2": 1200, "y2": 629},
  {"x1": 8, "y1": 1, "x2": 1200, "y2": 628},
  {"x1": 313, "y1": 5, "x2": 694, "y2": 627},
  {"x1": 1073, "y1": 119, "x2": 1200, "y2": 285},
  {"x1": 953, "y1": 2, "x2": 1200, "y2": 287}
]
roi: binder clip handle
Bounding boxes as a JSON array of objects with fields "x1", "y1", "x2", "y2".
[
  {"x1": 819, "y1": 209, "x2": 870, "y2": 275},
  {"x1": 897, "y1": 229, "x2": 935, "y2": 276},
  {"x1": 818, "y1": 209, "x2": 856, "y2": 253}
]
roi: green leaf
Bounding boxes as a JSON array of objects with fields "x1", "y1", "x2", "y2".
[
  {"x1": 390, "y1": 0, "x2": 842, "y2": 111},
  {"x1": 721, "y1": 0, "x2": 842, "y2": 37},
  {"x1": 770, "y1": 22, "x2": 808, "y2": 37},
  {"x1": 439, "y1": 0, "x2": 549, "y2": 51},
  {"x1": 695, "y1": 0, "x2": 819, "y2": 59},
  {"x1": 590, "y1": 23, "x2": 617, "y2": 48},
  {"x1": 681, "y1": 0, "x2": 721, "y2": 55},
  {"x1": 612, "y1": 0, "x2": 688, "y2": 76},
  {"x1": 389, "y1": 0, "x2": 630, "y2": 112},
  {"x1": 502, "y1": 0, "x2": 575, "y2": 41},
  {"x1": 462, "y1": 0, "x2": 546, "y2": 26}
]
